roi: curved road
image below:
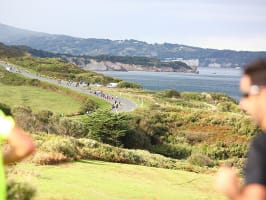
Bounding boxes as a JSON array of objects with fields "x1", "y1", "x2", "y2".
[{"x1": 0, "y1": 61, "x2": 137, "y2": 113}]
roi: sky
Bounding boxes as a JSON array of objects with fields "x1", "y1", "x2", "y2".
[{"x1": 0, "y1": 0, "x2": 266, "y2": 51}]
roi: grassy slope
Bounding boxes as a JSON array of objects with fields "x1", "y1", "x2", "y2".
[
  {"x1": 11, "y1": 160, "x2": 225, "y2": 200},
  {"x1": 0, "y1": 83, "x2": 82, "y2": 114}
]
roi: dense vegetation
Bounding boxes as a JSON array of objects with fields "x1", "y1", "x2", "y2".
[
  {"x1": 1, "y1": 50, "x2": 253, "y2": 167},
  {"x1": 0, "y1": 45, "x2": 259, "y2": 199},
  {"x1": 1, "y1": 87, "x2": 256, "y2": 169},
  {"x1": 0, "y1": 42, "x2": 25, "y2": 57}
]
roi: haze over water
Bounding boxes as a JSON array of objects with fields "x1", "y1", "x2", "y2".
[{"x1": 99, "y1": 67, "x2": 242, "y2": 101}]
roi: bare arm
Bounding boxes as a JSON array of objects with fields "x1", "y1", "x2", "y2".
[
  {"x1": 215, "y1": 167, "x2": 266, "y2": 200},
  {"x1": 3, "y1": 126, "x2": 36, "y2": 164}
]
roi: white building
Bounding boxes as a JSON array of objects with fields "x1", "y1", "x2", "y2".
[{"x1": 107, "y1": 83, "x2": 118, "y2": 88}]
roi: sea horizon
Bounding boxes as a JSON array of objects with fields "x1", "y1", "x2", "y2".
[{"x1": 98, "y1": 67, "x2": 242, "y2": 101}]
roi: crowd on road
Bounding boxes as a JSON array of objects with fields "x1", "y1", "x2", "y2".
[{"x1": 0, "y1": 61, "x2": 125, "y2": 112}]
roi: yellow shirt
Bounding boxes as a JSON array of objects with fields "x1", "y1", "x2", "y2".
[
  {"x1": 0, "y1": 142, "x2": 6, "y2": 200},
  {"x1": 0, "y1": 110, "x2": 15, "y2": 200}
]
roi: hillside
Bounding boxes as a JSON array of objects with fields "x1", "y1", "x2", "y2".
[
  {"x1": 13, "y1": 45, "x2": 196, "y2": 72},
  {"x1": 10, "y1": 160, "x2": 224, "y2": 200},
  {"x1": 0, "y1": 43, "x2": 122, "y2": 85},
  {"x1": 0, "y1": 42, "x2": 25, "y2": 57},
  {"x1": 0, "y1": 34, "x2": 254, "y2": 199},
  {"x1": 1, "y1": 23, "x2": 266, "y2": 68}
]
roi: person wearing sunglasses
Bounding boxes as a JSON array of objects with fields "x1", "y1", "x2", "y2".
[
  {"x1": 215, "y1": 58, "x2": 266, "y2": 200},
  {"x1": 0, "y1": 110, "x2": 35, "y2": 200}
]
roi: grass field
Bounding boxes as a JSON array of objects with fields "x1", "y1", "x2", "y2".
[
  {"x1": 0, "y1": 83, "x2": 83, "y2": 114},
  {"x1": 10, "y1": 160, "x2": 226, "y2": 200}
]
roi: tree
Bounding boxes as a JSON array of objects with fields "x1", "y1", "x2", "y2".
[
  {"x1": 82, "y1": 109, "x2": 131, "y2": 146},
  {"x1": 79, "y1": 98, "x2": 98, "y2": 114}
]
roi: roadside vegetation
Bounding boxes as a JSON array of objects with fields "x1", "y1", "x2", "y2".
[
  {"x1": 0, "y1": 45, "x2": 255, "y2": 199},
  {"x1": 3, "y1": 55, "x2": 142, "y2": 89}
]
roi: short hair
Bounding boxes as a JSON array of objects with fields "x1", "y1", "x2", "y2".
[{"x1": 244, "y1": 58, "x2": 266, "y2": 86}]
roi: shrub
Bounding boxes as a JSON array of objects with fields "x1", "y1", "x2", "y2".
[
  {"x1": 232, "y1": 117, "x2": 259, "y2": 136},
  {"x1": 221, "y1": 157, "x2": 246, "y2": 170},
  {"x1": 79, "y1": 98, "x2": 98, "y2": 114},
  {"x1": 57, "y1": 118, "x2": 86, "y2": 138},
  {"x1": 181, "y1": 92, "x2": 205, "y2": 101},
  {"x1": 181, "y1": 131, "x2": 209, "y2": 144},
  {"x1": 12, "y1": 106, "x2": 36, "y2": 132},
  {"x1": 200, "y1": 143, "x2": 248, "y2": 160},
  {"x1": 200, "y1": 143, "x2": 229, "y2": 160},
  {"x1": 0, "y1": 102, "x2": 12, "y2": 116},
  {"x1": 29, "y1": 134, "x2": 207, "y2": 172},
  {"x1": 163, "y1": 89, "x2": 180, "y2": 98},
  {"x1": 149, "y1": 143, "x2": 192, "y2": 159},
  {"x1": 31, "y1": 151, "x2": 68, "y2": 165},
  {"x1": 40, "y1": 136, "x2": 80, "y2": 159},
  {"x1": 217, "y1": 102, "x2": 240, "y2": 112},
  {"x1": 122, "y1": 130, "x2": 151, "y2": 149},
  {"x1": 7, "y1": 179, "x2": 35, "y2": 200},
  {"x1": 188, "y1": 153, "x2": 214, "y2": 167},
  {"x1": 117, "y1": 81, "x2": 142, "y2": 89},
  {"x1": 79, "y1": 138, "x2": 177, "y2": 169}
]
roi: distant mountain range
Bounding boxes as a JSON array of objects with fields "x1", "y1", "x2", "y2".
[
  {"x1": 0, "y1": 23, "x2": 266, "y2": 68},
  {"x1": 0, "y1": 43, "x2": 195, "y2": 72}
]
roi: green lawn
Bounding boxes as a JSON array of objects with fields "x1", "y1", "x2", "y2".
[
  {"x1": 10, "y1": 160, "x2": 226, "y2": 200},
  {"x1": 0, "y1": 83, "x2": 82, "y2": 114}
]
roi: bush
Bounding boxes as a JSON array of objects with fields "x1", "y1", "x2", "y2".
[
  {"x1": 163, "y1": 89, "x2": 180, "y2": 98},
  {"x1": 217, "y1": 102, "x2": 240, "y2": 112},
  {"x1": 31, "y1": 151, "x2": 68, "y2": 165},
  {"x1": 149, "y1": 143, "x2": 192, "y2": 159},
  {"x1": 117, "y1": 81, "x2": 142, "y2": 89},
  {"x1": 232, "y1": 117, "x2": 259, "y2": 136},
  {"x1": 57, "y1": 118, "x2": 86, "y2": 138},
  {"x1": 181, "y1": 131, "x2": 208, "y2": 144},
  {"x1": 79, "y1": 98, "x2": 98, "y2": 114},
  {"x1": 0, "y1": 102, "x2": 12, "y2": 116},
  {"x1": 220, "y1": 157, "x2": 246, "y2": 169},
  {"x1": 29, "y1": 134, "x2": 208, "y2": 173},
  {"x1": 40, "y1": 136, "x2": 80, "y2": 159},
  {"x1": 79, "y1": 138, "x2": 177, "y2": 169},
  {"x1": 188, "y1": 153, "x2": 214, "y2": 167},
  {"x1": 122, "y1": 130, "x2": 151, "y2": 149},
  {"x1": 200, "y1": 143, "x2": 248, "y2": 160},
  {"x1": 7, "y1": 179, "x2": 35, "y2": 200}
]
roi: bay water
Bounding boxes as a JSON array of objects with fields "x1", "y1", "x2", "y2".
[{"x1": 99, "y1": 67, "x2": 242, "y2": 101}]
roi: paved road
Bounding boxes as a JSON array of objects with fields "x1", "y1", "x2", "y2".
[{"x1": 0, "y1": 61, "x2": 137, "y2": 113}]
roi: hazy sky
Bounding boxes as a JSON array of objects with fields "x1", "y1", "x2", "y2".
[{"x1": 0, "y1": 0, "x2": 266, "y2": 51}]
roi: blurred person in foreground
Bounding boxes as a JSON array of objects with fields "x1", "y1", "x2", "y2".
[
  {"x1": 215, "y1": 58, "x2": 266, "y2": 200},
  {"x1": 0, "y1": 110, "x2": 35, "y2": 200}
]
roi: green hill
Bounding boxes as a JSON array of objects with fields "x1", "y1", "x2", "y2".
[
  {"x1": 0, "y1": 42, "x2": 25, "y2": 57},
  {"x1": 9, "y1": 160, "x2": 225, "y2": 200},
  {"x1": 0, "y1": 67, "x2": 110, "y2": 114},
  {"x1": 1, "y1": 23, "x2": 266, "y2": 68},
  {"x1": 0, "y1": 40, "x2": 254, "y2": 200}
]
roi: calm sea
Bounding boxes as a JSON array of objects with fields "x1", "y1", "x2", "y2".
[{"x1": 99, "y1": 67, "x2": 242, "y2": 101}]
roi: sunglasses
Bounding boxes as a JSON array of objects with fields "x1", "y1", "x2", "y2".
[{"x1": 241, "y1": 85, "x2": 261, "y2": 98}]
